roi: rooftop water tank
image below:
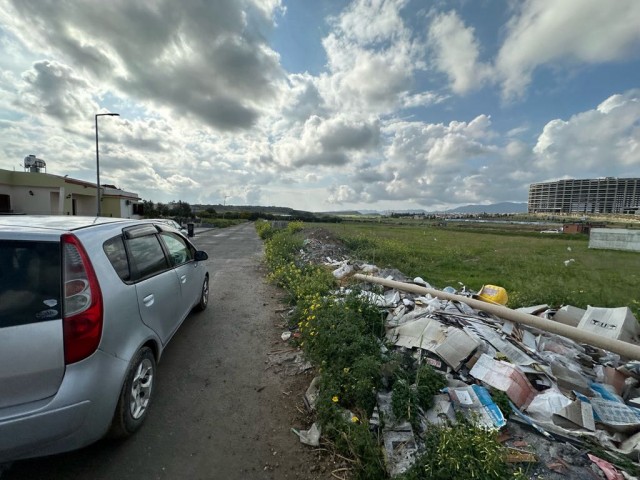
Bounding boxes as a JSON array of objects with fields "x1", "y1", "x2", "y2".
[{"x1": 24, "y1": 155, "x2": 46, "y2": 173}]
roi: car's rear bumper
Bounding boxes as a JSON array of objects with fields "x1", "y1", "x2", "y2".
[
  {"x1": 0, "y1": 401, "x2": 91, "y2": 462},
  {"x1": 0, "y1": 349, "x2": 128, "y2": 463}
]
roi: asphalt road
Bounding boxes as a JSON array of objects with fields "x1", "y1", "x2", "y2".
[{"x1": 4, "y1": 222, "x2": 323, "y2": 480}]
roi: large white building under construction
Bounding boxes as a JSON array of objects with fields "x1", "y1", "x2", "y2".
[{"x1": 528, "y1": 178, "x2": 640, "y2": 215}]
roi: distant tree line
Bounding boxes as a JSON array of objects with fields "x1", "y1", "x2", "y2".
[
  {"x1": 198, "y1": 210, "x2": 342, "y2": 223},
  {"x1": 140, "y1": 200, "x2": 342, "y2": 223},
  {"x1": 141, "y1": 200, "x2": 192, "y2": 219}
]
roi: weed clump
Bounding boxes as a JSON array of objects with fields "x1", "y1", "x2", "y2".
[
  {"x1": 399, "y1": 419, "x2": 509, "y2": 480},
  {"x1": 391, "y1": 364, "x2": 447, "y2": 425}
]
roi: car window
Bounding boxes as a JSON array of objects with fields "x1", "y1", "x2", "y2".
[
  {"x1": 127, "y1": 234, "x2": 169, "y2": 280},
  {"x1": 0, "y1": 240, "x2": 61, "y2": 327},
  {"x1": 160, "y1": 232, "x2": 193, "y2": 266},
  {"x1": 103, "y1": 235, "x2": 130, "y2": 281}
]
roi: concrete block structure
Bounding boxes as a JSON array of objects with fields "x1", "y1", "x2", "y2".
[
  {"x1": 528, "y1": 178, "x2": 640, "y2": 215},
  {"x1": 589, "y1": 228, "x2": 640, "y2": 252}
]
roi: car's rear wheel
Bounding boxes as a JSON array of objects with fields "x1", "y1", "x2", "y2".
[
  {"x1": 109, "y1": 346, "x2": 155, "y2": 438},
  {"x1": 195, "y1": 275, "x2": 209, "y2": 311}
]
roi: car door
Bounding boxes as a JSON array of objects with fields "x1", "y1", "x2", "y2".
[
  {"x1": 0, "y1": 239, "x2": 65, "y2": 408},
  {"x1": 158, "y1": 232, "x2": 201, "y2": 321},
  {"x1": 125, "y1": 227, "x2": 180, "y2": 344}
]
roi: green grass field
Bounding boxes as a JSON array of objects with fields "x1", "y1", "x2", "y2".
[{"x1": 318, "y1": 222, "x2": 640, "y2": 315}]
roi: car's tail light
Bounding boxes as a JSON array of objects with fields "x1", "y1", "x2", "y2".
[{"x1": 62, "y1": 234, "x2": 103, "y2": 364}]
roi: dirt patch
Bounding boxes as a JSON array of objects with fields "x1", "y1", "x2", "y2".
[{"x1": 260, "y1": 266, "x2": 349, "y2": 480}]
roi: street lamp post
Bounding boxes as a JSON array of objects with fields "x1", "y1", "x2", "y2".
[{"x1": 95, "y1": 112, "x2": 120, "y2": 216}]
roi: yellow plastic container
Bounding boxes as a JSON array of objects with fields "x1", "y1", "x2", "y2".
[{"x1": 475, "y1": 285, "x2": 508, "y2": 306}]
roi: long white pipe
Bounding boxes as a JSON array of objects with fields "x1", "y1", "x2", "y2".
[{"x1": 354, "y1": 273, "x2": 640, "y2": 361}]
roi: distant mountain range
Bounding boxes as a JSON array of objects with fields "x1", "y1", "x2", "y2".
[
  {"x1": 442, "y1": 202, "x2": 528, "y2": 214},
  {"x1": 336, "y1": 202, "x2": 529, "y2": 215},
  {"x1": 195, "y1": 201, "x2": 528, "y2": 217}
]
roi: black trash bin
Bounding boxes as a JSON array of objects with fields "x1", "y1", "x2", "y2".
[{"x1": 187, "y1": 223, "x2": 195, "y2": 237}]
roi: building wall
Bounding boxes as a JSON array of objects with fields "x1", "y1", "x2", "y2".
[
  {"x1": 102, "y1": 197, "x2": 139, "y2": 218},
  {"x1": 102, "y1": 189, "x2": 141, "y2": 219},
  {"x1": 589, "y1": 228, "x2": 640, "y2": 252},
  {"x1": 0, "y1": 184, "x2": 54, "y2": 214},
  {"x1": 0, "y1": 169, "x2": 140, "y2": 218},
  {"x1": 0, "y1": 171, "x2": 97, "y2": 215},
  {"x1": 563, "y1": 224, "x2": 584, "y2": 234},
  {"x1": 529, "y1": 178, "x2": 640, "y2": 215}
]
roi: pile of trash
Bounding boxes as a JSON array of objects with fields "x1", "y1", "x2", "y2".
[
  {"x1": 294, "y1": 232, "x2": 640, "y2": 479},
  {"x1": 299, "y1": 229, "x2": 350, "y2": 265}
]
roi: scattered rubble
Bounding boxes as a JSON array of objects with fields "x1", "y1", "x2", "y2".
[
  {"x1": 292, "y1": 230, "x2": 640, "y2": 478},
  {"x1": 267, "y1": 349, "x2": 312, "y2": 376}
]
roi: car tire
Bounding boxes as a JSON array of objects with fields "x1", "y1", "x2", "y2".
[
  {"x1": 109, "y1": 347, "x2": 156, "y2": 439},
  {"x1": 194, "y1": 275, "x2": 209, "y2": 311}
]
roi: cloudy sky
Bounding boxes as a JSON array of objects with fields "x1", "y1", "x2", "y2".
[{"x1": 0, "y1": 0, "x2": 639, "y2": 212}]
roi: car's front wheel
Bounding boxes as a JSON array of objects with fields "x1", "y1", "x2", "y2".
[
  {"x1": 195, "y1": 275, "x2": 209, "y2": 311},
  {"x1": 109, "y1": 346, "x2": 156, "y2": 438}
]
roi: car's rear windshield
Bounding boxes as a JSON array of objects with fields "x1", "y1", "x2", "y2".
[{"x1": 0, "y1": 240, "x2": 62, "y2": 328}]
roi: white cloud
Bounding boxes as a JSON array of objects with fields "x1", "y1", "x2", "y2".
[
  {"x1": 427, "y1": 10, "x2": 492, "y2": 94},
  {"x1": 325, "y1": 115, "x2": 512, "y2": 206},
  {"x1": 272, "y1": 114, "x2": 380, "y2": 168},
  {"x1": 401, "y1": 91, "x2": 448, "y2": 109},
  {"x1": 533, "y1": 89, "x2": 640, "y2": 175},
  {"x1": 328, "y1": 184, "x2": 360, "y2": 204},
  {"x1": 16, "y1": 60, "x2": 97, "y2": 123},
  {"x1": 496, "y1": 0, "x2": 640, "y2": 99},
  {"x1": 318, "y1": 0, "x2": 427, "y2": 115},
  {"x1": 0, "y1": 0, "x2": 286, "y2": 130},
  {"x1": 338, "y1": 0, "x2": 408, "y2": 44}
]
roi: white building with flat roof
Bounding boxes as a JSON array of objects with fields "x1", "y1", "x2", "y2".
[{"x1": 0, "y1": 168, "x2": 141, "y2": 218}]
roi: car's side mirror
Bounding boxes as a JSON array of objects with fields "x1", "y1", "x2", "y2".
[{"x1": 194, "y1": 250, "x2": 208, "y2": 261}]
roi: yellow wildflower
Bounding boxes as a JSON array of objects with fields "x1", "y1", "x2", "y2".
[{"x1": 332, "y1": 396, "x2": 339, "y2": 403}]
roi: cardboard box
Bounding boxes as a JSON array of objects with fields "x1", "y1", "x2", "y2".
[
  {"x1": 434, "y1": 327, "x2": 480, "y2": 371},
  {"x1": 553, "y1": 305, "x2": 586, "y2": 327},
  {"x1": 389, "y1": 318, "x2": 479, "y2": 371},
  {"x1": 577, "y1": 306, "x2": 640, "y2": 344},
  {"x1": 590, "y1": 398, "x2": 640, "y2": 433},
  {"x1": 424, "y1": 394, "x2": 456, "y2": 426},
  {"x1": 550, "y1": 362, "x2": 591, "y2": 396},
  {"x1": 603, "y1": 366, "x2": 627, "y2": 396},
  {"x1": 464, "y1": 323, "x2": 535, "y2": 365},
  {"x1": 552, "y1": 400, "x2": 595, "y2": 431},
  {"x1": 447, "y1": 384, "x2": 506, "y2": 429},
  {"x1": 469, "y1": 353, "x2": 538, "y2": 408}
]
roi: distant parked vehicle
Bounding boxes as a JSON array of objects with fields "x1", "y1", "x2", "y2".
[
  {"x1": 0, "y1": 216, "x2": 209, "y2": 462},
  {"x1": 151, "y1": 218, "x2": 189, "y2": 236}
]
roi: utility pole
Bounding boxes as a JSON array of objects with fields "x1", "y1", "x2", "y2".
[{"x1": 95, "y1": 112, "x2": 120, "y2": 216}]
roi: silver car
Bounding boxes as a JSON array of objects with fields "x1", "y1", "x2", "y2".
[
  {"x1": 151, "y1": 218, "x2": 189, "y2": 236},
  {"x1": 0, "y1": 216, "x2": 209, "y2": 462}
]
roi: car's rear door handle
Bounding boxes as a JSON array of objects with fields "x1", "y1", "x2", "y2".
[
  {"x1": 143, "y1": 294, "x2": 154, "y2": 306},
  {"x1": 180, "y1": 275, "x2": 187, "y2": 284}
]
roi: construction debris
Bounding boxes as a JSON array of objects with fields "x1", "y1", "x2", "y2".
[
  {"x1": 351, "y1": 272, "x2": 640, "y2": 477},
  {"x1": 377, "y1": 391, "x2": 419, "y2": 476},
  {"x1": 290, "y1": 231, "x2": 640, "y2": 478}
]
